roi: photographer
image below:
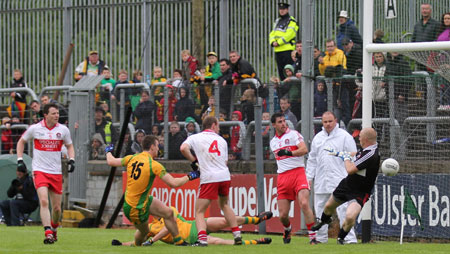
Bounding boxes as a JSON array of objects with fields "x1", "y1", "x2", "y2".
[{"x1": 0, "y1": 166, "x2": 38, "y2": 226}]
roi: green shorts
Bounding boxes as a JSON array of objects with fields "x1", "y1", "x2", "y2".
[
  {"x1": 185, "y1": 218, "x2": 210, "y2": 244},
  {"x1": 123, "y1": 195, "x2": 154, "y2": 225}
]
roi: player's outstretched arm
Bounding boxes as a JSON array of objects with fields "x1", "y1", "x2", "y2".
[
  {"x1": 151, "y1": 225, "x2": 170, "y2": 244},
  {"x1": 105, "y1": 145, "x2": 123, "y2": 166},
  {"x1": 160, "y1": 174, "x2": 190, "y2": 188}
]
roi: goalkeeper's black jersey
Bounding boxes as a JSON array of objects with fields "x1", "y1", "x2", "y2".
[{"x1": 345, "y1": 143, "x2": 380, "y2": 193}]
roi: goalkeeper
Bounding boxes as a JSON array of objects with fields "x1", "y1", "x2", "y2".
[
  {"x1": 306, "y1": 111, "x2": 357, "y2": 243},
  {"x1": 106, "y1": 135, "x2": 200, "y2": 246},
  {"x1": 112, "y1": 207, "x2": 273, "y2": 246},
  {"x1": 311, "y1": 128, "x2": 380, "y2": 244}
]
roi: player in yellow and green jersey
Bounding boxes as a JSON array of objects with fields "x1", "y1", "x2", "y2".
[
  {"x1": 112, "y1": 206, "x2": 273, "y2": 246},
  {"x1": 106, "y1": 135, "x2": 200, "y2": 246}
]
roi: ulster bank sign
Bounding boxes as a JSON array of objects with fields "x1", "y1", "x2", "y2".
[{"x1": 356, "y1": 174, "x2": 450, "y2": 239}]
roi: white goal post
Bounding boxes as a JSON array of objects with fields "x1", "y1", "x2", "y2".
[
  {"x1": 366, "y1": 41, "x2": 450, "y2": 53},
  {"x1": 361, "y1": 0, "x2": 450, "y2": 243}
]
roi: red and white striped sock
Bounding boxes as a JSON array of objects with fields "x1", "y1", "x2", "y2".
[
  {"x1": 232, "y1": 227, "x2": 241, "y2": 238},
  {"x1": 198, "y1": 230, "x2": 207, "y2": 244},
  {"x1": 306, "y1": 222, "x2": 317, "y2": 240}
]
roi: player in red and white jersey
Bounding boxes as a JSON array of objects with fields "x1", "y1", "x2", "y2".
[
  {"x1": 180, "y1": 116, "x2": 241, "y2": 246},
  {"x1": 270, "y1": 112, "x2": 318, "y2": 245},
  {"x1": 16, "y1": 103, "x2": 75, "y2": 244}
]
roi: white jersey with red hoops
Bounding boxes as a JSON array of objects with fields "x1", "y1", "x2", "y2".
[
  {"x1": 21, "y1": 120, "x2": 72, "y2": 174},
  {"x1": 182, "y1": 129, "x2": 230, "y2": 184},
  {"x1": 270, "y1": 128, "x2": 305, "y2": 174}
]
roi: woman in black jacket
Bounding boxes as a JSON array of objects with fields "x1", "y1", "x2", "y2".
[
  {"x1": 174, "y1": 87, "x2": 196, "y2": 122},
  {"x1": 133, "y1": 90, "x2": 156, "y2": 134}
]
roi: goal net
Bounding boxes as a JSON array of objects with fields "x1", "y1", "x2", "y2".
[{"x1": 358, "y1": 41, "x2": 450, "y2": 242}]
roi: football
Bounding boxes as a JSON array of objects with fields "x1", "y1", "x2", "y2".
[{"x1": 381, "y1": 158, "x2": 399, "y2": 176}]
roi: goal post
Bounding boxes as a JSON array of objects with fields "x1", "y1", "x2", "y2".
[{"x1": 361, "y1": 0, "x2": 450, "y2": 243}]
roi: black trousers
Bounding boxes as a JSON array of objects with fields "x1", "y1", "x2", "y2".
[
  {"x1": 275, "y1": 50, "x2": 294, "y2": 80},
  {"x1": 0, "y1": 199, "x2": 38, "y2": 226}
]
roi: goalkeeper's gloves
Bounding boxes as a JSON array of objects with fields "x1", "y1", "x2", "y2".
[
  {"x1": 277, "y1": 149, "x2": 292, "y2": 157},
  {"x1": 68, "y1": 158, "x2": 75, "y2": 173},
  {"x1": 17, "y1": 158, "x2": 27, "y2": 173},
  {"x1": 105, "y1": 144, "x2": 115, "y2": 154},
  {"x1": 187, "y1": 170, "x2": 200, "y2": 181},
  {"x1": 190, "y1": 160, "x2": 199, "y2": 171},
  {"x1": 324, "y1": 147, "x2": 353, "y2": 161}
]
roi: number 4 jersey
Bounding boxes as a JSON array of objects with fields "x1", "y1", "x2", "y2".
[
  {"x1": 121, "y1": 152, "x2": 167, "y2": 208},
  {"x1": 182, "y1": 130, "x2": 230, "y2": 184}
]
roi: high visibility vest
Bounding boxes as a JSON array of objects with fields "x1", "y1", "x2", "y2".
[
  {"x1": 269, "y1": 16, "x2": 298, "y2": 53},
  {"x1": 104, "y1": 122, "x2": 112, "y2": 144}
]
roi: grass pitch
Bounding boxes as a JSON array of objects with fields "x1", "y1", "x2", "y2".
[{"x1": 0, "y1": 225, "x2": 448, "y2": 254}]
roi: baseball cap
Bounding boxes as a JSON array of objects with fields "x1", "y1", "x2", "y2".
[
  {"x1": 89, "y1": 50, "x2": 99, "y2": 55},
  {"x1": 342, "y1": 38, "x2": 353, "y2": 45},
  {"x1": 338, "y1": 10, "x2": 349, "y2": 19},
  {"x1": 207, "y1": 51, "x2": 218, "y2": 57}
]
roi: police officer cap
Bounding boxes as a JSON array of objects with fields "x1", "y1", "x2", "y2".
[{"x1": 278, "y1": 2, "x2": 290, "y2": 9}]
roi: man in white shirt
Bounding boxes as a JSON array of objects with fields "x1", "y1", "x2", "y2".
[
  {"x1": 269, "y1": 112, "x2": 318, "y2": 245},
  {"x1": 16, "y1": 103, "x2": 75, "y2": 244},
  {"x1": 180, "y1": 116, "x2": 241, "y2": 246},
  {"x1": 306, "y1": 111, "x2": 357, "y2": 243}
]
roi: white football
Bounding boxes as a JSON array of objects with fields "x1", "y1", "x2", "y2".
[{"x1": 381, "y1": 158, "x2": 399, "y2": 176}]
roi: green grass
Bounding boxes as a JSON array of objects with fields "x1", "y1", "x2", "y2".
[{"x1": 0, "y1": 225, "x2": 449, "y2": 254}]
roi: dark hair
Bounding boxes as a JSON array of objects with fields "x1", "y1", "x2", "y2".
[
  {"x1": 202, "y1": 116, "x2": 218, "y2": 129},
  {"x1": 30, "y1": 100, "x2": 40, "y2": 105},
  {"x1": 271, "y1": 112, "x2": 284, "y2": 123},
  {"x1": 43, "y1": 103, "x2": 59, "y2": 115},
  {"x1": 95, "y1": 106, "x2": 105, "y2": 115},
  {"x1": 174, "y1": 69, "x2": 183, "y2": 76},
  {"x1": 151, "y1": 124, "x2": 161, "y2": 135},
  {"x1": 440, "y1": 12, "x2": 450, "y2": 33},
  {"x1": 296, "y1": 40, "x2": 302, "y2": 44},
  {"x1": 280, "y1": 96, "x2": 290, "y2": 103},
  {"x1": 219, "y1": 58, "x2": 231, "y2": 66},
  {"x1": 141, "y1": 90, "x2": 150, "y2": 96},
  {"x1": 142, "y1": 135, "x2": 159, "y2": 150}
]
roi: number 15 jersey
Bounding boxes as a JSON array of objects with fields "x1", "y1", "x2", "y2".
[
  {"x1": 121, "y1": 152, "x2": 167, "y2": 208},
  {"x1": 182, "y1": 130, "x2": 230, "y2": 184}
]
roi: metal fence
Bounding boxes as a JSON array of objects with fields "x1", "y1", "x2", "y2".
[{"x1": 1, "y1": 0, "x2": 449, "y2": 93}]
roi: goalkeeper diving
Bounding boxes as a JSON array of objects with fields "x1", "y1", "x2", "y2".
[{"x1": 311, "y1": 128, "x2": 380, "y2": 244}]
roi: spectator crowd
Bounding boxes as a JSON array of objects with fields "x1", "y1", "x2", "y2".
[{"x1": 3, "y1": 3, "x2": 450, "y2": 161}]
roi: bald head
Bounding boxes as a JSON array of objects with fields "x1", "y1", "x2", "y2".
[{"x1": 360, "y1": 127, "x2": 377, "y2": 147}]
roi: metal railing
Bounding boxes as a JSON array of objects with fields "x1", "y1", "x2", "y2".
[
  {"x1": 2, "y1": 0, "x2": 448, "y2": 92},
  {"x1": 113, "y1": 83, "x2": 151, "y2": 125},
  {"x1": 0, "y1": 87, "x2": 38, "y2": 102},
  {"x1": 0, "y1": 124, "x2": 31, "y2": 155}
]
